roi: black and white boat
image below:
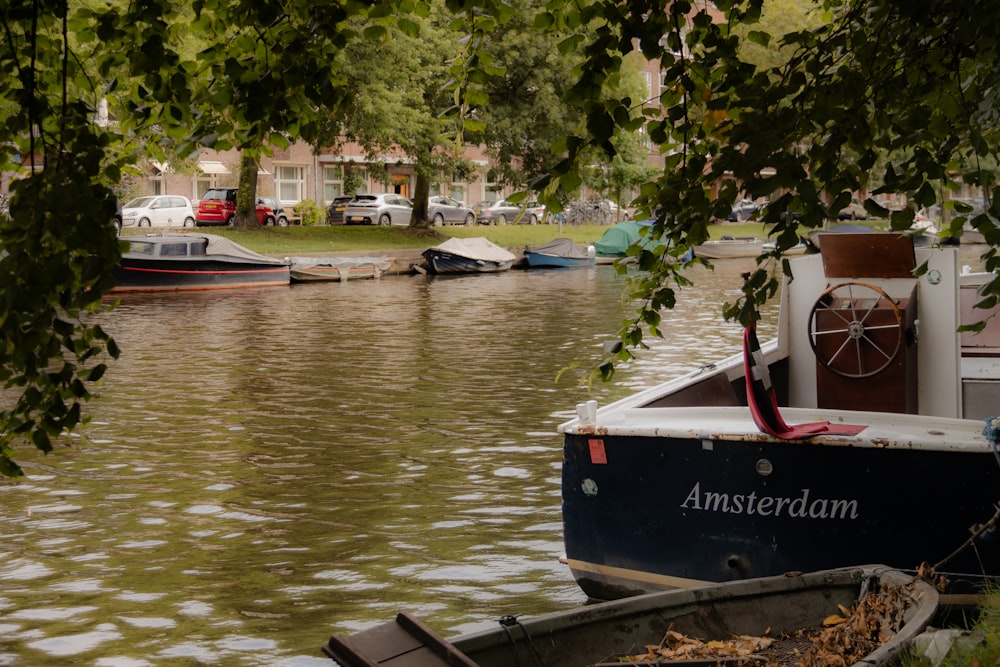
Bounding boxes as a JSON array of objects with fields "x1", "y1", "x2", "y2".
[
  {"x1": 113, "y1": 233, "x2": 290, "y2": 291},
  {"x1": 560, "y1": 233, "x2": 1000, "y2": 601},
  {"x1": 421, "y1": 237, "x2": 516, "y2": 274}
]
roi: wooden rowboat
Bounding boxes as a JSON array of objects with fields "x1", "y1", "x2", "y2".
[{"x1": 322, "y1": 565, "x2": 938, "y2": 667}]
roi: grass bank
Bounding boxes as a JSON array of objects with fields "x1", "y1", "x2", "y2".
[{"x1": 123, "y1": 221, "x2": 778, "y2": 255}]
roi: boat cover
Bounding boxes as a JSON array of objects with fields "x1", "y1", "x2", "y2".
[
  {"x1": 201, "y1": 234, "x2": 289, "y2": 265},
  {"x1": 593, "y1": 220, "x2": 655, "y2": 256},
  {"x1": 288, "y1": 256, "x2": 392, "y2": 271},
  {"x1": 525, "y1": 237, "x2": 593, "y2": 259},
  {"x1": 425, "y1": 237, "x2": 516, "y2": 262}
]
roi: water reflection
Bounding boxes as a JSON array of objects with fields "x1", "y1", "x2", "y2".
[{"x1": 1, "y1": 258, "x2": 770, "y2": 664}]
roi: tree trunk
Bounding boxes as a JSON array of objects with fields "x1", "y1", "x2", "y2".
[
  {"x1": 233, "y1": 150, "x2": 259, "y2": 229},
  {"x1": 410, "y1": 169, "x2": 431, "y2": 230}
]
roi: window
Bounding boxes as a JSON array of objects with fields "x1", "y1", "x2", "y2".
[
  {"x1": 323, "y1": 165, "x2": 343, "y2": 203},
  {"x1": 276, "y1": 165, "x2": 305, "y2": 203},
  {"x1": 160, "y1": 243, "x2": 188, "y2": 257},
  {"x1": 485, "y1": 169, "x2": 501, "y2": 195},
  {"x1": 450, "y1": 171, "x2": 466, "y2": 203},
  {"x1": 642, "y1": 71, "x2": 654, "y2": 100}
]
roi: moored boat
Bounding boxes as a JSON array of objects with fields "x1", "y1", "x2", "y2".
[
  {"x1": 422, "y1": 237, "x2": 516, "y2": 274},
  {"x1": 693, "y1": 234, "x2": 764, "y2": 258},
  {"x1": 112, "y1": 233, "x2": 290, "y2": 291},
  {"x1": 560, "y1": 233, "x2": 1000, "y2": 601},
  {"x1": 523, "y1": 237, "x2": 595, "y2": 268},
  {"x1": 289, "y1": 256, "x2": 392, "y2": 282},
  {"x1": 323, "y1": 565, "x2": 938, "y2": 667}
]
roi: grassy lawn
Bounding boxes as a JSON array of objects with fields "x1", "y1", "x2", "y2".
[{"x1": 121, "y1": 220, "x2": 886, "y2": 255}]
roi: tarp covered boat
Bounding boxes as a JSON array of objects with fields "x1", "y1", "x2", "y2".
[
  {"x1": 523, "y1": 237, "x2": 595, "y2": 268},
  {"x1": 422, "y1": 237, "x2": 516, "y2": 274},
  {"x1": 289, "y1": 256, "x2": 392, "y2": 282},
  {"x1": 112, "y1": 233, "x2": 290, "y2": 291}
]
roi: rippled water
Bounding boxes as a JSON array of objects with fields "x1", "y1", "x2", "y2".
[{"x1": 0, "y1": 257, "x2": 772, "y2": 665}]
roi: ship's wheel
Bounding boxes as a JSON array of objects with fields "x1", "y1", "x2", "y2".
[{"x1": 807, "y1": 281, "x2": 904, "y2": 378}]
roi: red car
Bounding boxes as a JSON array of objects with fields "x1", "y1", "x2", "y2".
[{"x1": 195, "y1": 188, "x2": 275, "y2": 226}]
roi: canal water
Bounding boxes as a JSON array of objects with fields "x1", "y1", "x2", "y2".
[{"x1": 0, "y1": 257, "x2": 772, "y2": 665}]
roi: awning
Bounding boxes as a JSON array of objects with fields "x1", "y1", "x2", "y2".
[
  {"x1": 199, "y1": 160, "x2": 231, "y2": 174},
  {"x1": 151, "y1": 160, "x2": 171, "y2": 174}
]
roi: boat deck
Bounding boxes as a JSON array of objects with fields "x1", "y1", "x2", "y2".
[{"x1": 569, "y1": 405, "x2": 991, "y2": 452}]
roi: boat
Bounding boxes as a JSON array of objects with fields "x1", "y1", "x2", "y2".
[
  {"x1": 594, "y1": 220, "x2": 693, "y2": 264},
  {"x1": 693, "y1": 234, "x2": 764, "y2": 258},
  {"x1": 523, "y1": 237, "x2": 596, "y2": 268},
  {"x1": 289, "y1": 256, "x2": 392, "y2": 282},
  {"x1": 322, "y1": 565, "x2": 938, "y2": 667},
  {"x1": 560, "y1": 233, "x2": 1000, "y2": 601},
  {"x1": 421, "y1": 237, "x2": 516, "y2": 274},
  {"x1": 112, "y1": 233, "x2": 290, "y2": 291}
]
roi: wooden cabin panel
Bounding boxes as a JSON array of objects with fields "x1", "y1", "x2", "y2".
[{"x1": 819, "y1": 233, "x2": 916, "y2": 279}]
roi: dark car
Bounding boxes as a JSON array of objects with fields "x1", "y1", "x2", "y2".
[
  {"x1": 195, "y1": 187, "x2": 274, "y2": 226},
  {"x1": 326, "y1": 196, "x2": 353, "y2": 225}
]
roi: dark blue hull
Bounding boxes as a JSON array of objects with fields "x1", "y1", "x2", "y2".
[
  {"x1": 562, "y1": 431, "x2": 1000, "y2": 600},
  {"x1": 423, "y1": 250, "x2": 512, "y2": 274},
  {"x1": 524, "y1": 252, "x2": 595, "y2": 268},
  {"x1": 113, "y1": 258, "x2": 290, "y2": 291}
]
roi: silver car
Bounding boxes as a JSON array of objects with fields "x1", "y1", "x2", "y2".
[
  {"x1": 428, "y1": 195, "x2": 475, "y2": 226},
  {"x1": 343, "y1": 193, "x2": 413, "y2": 226},
  {"x1": 473, "y1": 199, "x2": 522, "y2": 225}
]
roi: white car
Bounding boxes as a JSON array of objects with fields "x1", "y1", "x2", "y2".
[{"x1": 121, "y1": 195, "x2": 195, "y2": 228}]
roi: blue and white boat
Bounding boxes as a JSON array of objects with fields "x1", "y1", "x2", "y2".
[
  {"x1": 421, "y1": 237, "x2": 516, "y2": 274},
  {"x1": 523, "y1": 237, "x2": 595, "y2": 268},
  {"x1": 559, "y1": 233, "x2": 1000, "y2": 601}
]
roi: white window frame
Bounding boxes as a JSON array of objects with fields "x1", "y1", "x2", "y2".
[{"x1": 275, "y1": 165, "x2": 306, "y2": 204}]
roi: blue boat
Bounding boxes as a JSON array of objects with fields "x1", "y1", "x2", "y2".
[
  {"x1": 523, "y1": 237, "x2": 595, "y2": 268},
  {"x1": 421, "y1": 237, "x2": 516, "y2": 274}
]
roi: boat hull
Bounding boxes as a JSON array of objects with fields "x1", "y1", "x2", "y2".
[
  {"x1": 290, "y1": 265, "x2": 378, "y2": 282},
  {"x1": 113, "y1": 258, "x2": 290, "y2": 291},
  {"x1": 562, "y1": 423, "x2": 1000, "y2": 600},
  {"x1": 423, "y1": 250, "x2": 512, "y2": 274},
  {"x1": 325, "y1": 565, "x2": 937, "y2": 667},
  {"x1": 523, "y1": 252, "x2": 595, "y2": 268}
]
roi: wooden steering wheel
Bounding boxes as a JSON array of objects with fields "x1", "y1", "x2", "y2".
[{"x1": 807, "y1": 281, "x2": 904, "y2": 379}]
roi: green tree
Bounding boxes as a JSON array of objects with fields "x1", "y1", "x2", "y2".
[
  {"x1": 531, "y1": 0, "x2": 1000, "y2": 376},
  {"x1": 0, "y1": 0, "x2": 388, "y2": 474},
  {"x1": 320, "y1": 3, "x2": 471, "y2": 228}
]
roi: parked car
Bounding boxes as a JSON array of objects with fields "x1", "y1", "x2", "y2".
[
  {"x1": 112, "y1": 199, "x2": 122, "y2": 235},
  {"x1": 522, "y1": 201, "x2": 546, "y2": 224},
  {"x1": 836, "y1": 197, "x2": 869, "y2": 220},
  {"x1": 327, "y1": 196, "x2": 353, "y2": 225},
  {"x1": 195, "y1": 188, "x2": 274, "y2": 226},
  {"x1": 427, "y1": 195, "x2": 475, "y2": 226},
  {"x1": 727, "y1": 198, "x2": 760, "y2": 222},
  {"x1": 258, "y1": 197, "x2": 288, "y2": 226},
  {"x1": 342, "y1": 193, "x2": 413, "y2": 226},
  {"x1": 473, "y1": 199, "x2": 522, "y2": 225},
  {"x1": 121, "y1": 195, "x2": 195, "y2": 229}
]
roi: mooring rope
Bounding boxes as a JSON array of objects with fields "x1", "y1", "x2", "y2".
[{"x1": 498, "y1": 615, "x2": 547, "y2": 667}]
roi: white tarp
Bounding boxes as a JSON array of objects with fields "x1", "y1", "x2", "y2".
[{"x1": 425, "y1": 236, "x2": 516, "y2": 262}]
